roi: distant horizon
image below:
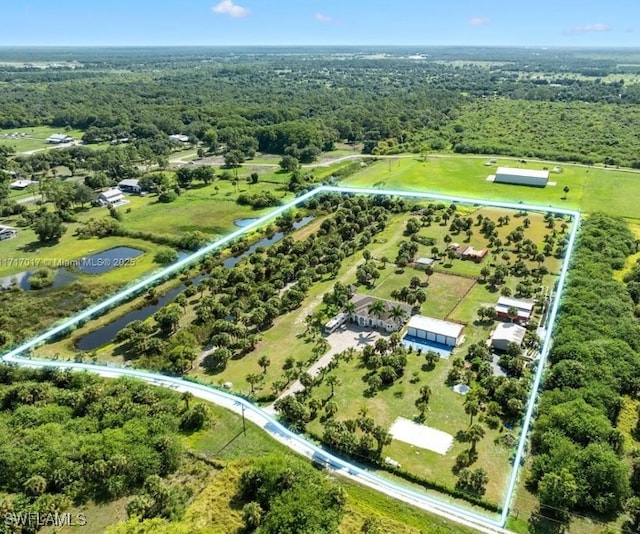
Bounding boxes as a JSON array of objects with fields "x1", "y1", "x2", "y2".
[{"x1": 0, "y1": 44, "x2": 639, "y2": 50}]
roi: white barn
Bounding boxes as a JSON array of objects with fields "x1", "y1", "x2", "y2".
[
  {"x1": 495, "y1": 296, "x2": 535, "y2": 322},
  {"x1": 98, "y1": 188, "x2": 126, "y2": 206},
  {"x1": 494, "y1": 167, "x2": 549, "y2": 188},
  {"x1": 406, "y1": 315, "x2": 464, "y2": 347}
]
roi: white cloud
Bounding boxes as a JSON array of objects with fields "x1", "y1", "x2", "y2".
[
  {"x1": 315, "y1": 13, "x2": 333, "y2": 24},
  {"x1": 212, "y1": 1, "x2": 250, "y2": 19},
  {"x1": 469, "y1": 17, "x2": 490, "y2": 27},
  {"x1": 566, "y1": 23, "x2": 611, "y2": 35}
]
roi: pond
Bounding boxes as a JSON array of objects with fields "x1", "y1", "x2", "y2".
[
  {"x1": 234, "y1": 218, "x2": 260, "y2": 227},
  {"x1": 75, "y1": 216, "x2": 315, "y2": 351},
  {"x1": 0, "y1": 268, "x2": 77, "y2": 291},
  {"x1": 77, "y1": 246, "x2": 144, "y2": 275}
]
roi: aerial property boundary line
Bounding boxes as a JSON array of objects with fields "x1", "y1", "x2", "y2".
[{"x1": 0, "y1": 185, "x2": 581, "y2": 532}]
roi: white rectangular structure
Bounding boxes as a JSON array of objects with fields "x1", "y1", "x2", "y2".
[
  {"x1": 496, "y1": 296, "x2": 535, "y2": 322},
  {"x1": 490, "y1": 322, "x2": 527, "y2": 352},
  {"x1": 406, "y1": 315, "x2": 464, "y2": 347},
  {"x1": 494, "y1": 167, "x2": 549, "y2": 187},
  {"x1": 0, "y1": 225, "x2": 17, "y2": 241},
  {"x1": 98, "y1": 189, "x2": 126, "y2": 206},
  {"x1": 389, "y1": 417, "x2": 453, "y2": 455}
]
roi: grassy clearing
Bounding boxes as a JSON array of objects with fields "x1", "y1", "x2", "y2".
[
  {"x1": 342, "y1": 155, "x2": 640, "y2": 221},
  {"x1": 0, "y1": 126, "x2": 84, "y2": 153},
  {"x1": 116, "y1": 180, "x2": 291, "y2": 237}
]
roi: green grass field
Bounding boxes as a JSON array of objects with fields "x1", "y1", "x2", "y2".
[
  {"x1": 342, "y1": 155, "x2": 640, "y2": 222},
  {"x1": 0, "y1": 126, "x2": 85, "y2": 153}
]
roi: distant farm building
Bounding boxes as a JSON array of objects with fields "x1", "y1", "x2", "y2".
[
  {"x1": 406, "y1": 315, "x2": 464, "y2": 347},
  {"x1": 415, "y1": 257, "x2": 436, "y2": 269},
  {"x1": 495, "y1": 296, "x2": 535, "y2": 323},
  {"x1": 46, "y1": 133, "x2": 74, "y2": 144},
  {"x1": 0, "y1": 225, "x2": 18, "y2": 241},
  {"x1": 348, "y1": 294, "x2": 413, "y2": 333},
  {"x1": 456, "y1": 245, "x2": 487, "y2": 263},
  {"x1": 98, "y1": 189, "x2": 126, "y2": 207},
  {"x1": 494, "y1": 167, "x2": 549, "y2": 188},
  {"x1": 10, "y1": 179, "x2": 35, "y2": 190},
  {"x1": 169, "y1": 134, "x2": 190, "y2": 143},
  {"x1": 118, "y1": 178, "x2": 143, "y2": 194},
  {"x1": 490, "y1": 322, "x2": 526, "y2": 352}
]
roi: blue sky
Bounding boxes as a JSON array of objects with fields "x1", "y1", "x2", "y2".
[{"x1": 1, "y1": 0, "x2": 638, "y2": 47}]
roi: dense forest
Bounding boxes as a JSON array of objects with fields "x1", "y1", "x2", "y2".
[
  {"x1": 2, "y1": 47, "x2": 640, "y2": 173},
  {"x1": 528, "y1": 214, "x2": 640, "y2": 530},
  {"x1": 0, "y1": 367, "x2": 352, "y2": 534}
]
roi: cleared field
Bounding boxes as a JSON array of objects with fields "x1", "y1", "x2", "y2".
[
  {"x1": 0, "y1": 126, "x2": 85, "y2": 153},
  {"x1": 342, "y1": 155, "x2": 640, "y2": 221},
  {"x1": 118, "y1": 181, "x2": 292, "y2": 236}
]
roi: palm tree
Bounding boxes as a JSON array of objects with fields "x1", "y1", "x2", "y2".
[
  {"x1": 507, "y1": 306, "x2": 519, "y2": 323},
  {"x1": 258, "y1": 355, "x2": 271, "y2": 374},
  {"x1": 464, "y1": 397, "x2": 480, "y2": 426},
  {"x1": 246, "y1": 373, "x2": 263, "y2": 395},
  {"x1": 343, "y1": 301, "x2": 356, "y2": 317},
  {"x1": 325, "y1": 400, "x2": 338, "y2": 418},
  {"x1": 181, "y1": 391, "x2": 193, "y2": 410},
  {"x1": 419, "y1": 384, "x2": 432, "y2": 404},
  {"x1": 367, "y1": 300, "x2": 386, "y2": 320},
  {"x1": 388, "y1": 305, "x2": 407, "y2": 327},
  {"x1": 563, "y1": 185, "x2": 570, "y2": 199},
  {"x1": 467, "y1": 423, "x2": 486, "y2": 454},
  {"x1": 372, "y1": 425, "x2": 392, "y2": 454},
  {"x1": 326, "y1": 375, "x2": 341, "y2": 397}
]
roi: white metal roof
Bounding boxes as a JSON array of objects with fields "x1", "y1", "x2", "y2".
[
  {"x1": 496, "y1": 167, "x2": 549, "y2": 179},
  {"x1": 491, "y1": 322, "x2": 526, "y2": 345},
  {"x1": 100, "y1": 189, "x2": 124, "y2": 199},
  {"x1": 408, "y1": 315, "x2": 464, "y2": 339},
  {"x1": 497, "y1": 296, "x2": 535, "y2": 312}
]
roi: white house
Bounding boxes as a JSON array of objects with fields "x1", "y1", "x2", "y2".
[
  {"x1": 349, "y1": 294, "x2": 413, "y2": 333},
  {"x1": 490, "y1": 322, "x2": 526, "y2": 352},
  {"x1": 0, "y1": 225, "x2": 18, "y2": 241},
  {"x1": 118, "y1": 178, "x2": 142, "y2": 194},
  {"x1": 406, "y1": 315, "x2": 464, "y2": 347},
  {"x1": 46, "y1": 133, "x2": 74, "y2": 144},
  {"x1": 98, "y1": 188, "x2": 126, "y2": 207},
  {"x1": 494, "y1": 167, "x2": 549, "y2": 188},
  {"x1": 495, "y1": 296, "x2": 535, "y2": 322}
]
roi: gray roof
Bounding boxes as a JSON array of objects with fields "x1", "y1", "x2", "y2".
[
  {"x1": 491, "y1": 323, "x2": 526, "y2": 345},
  {"x1": 351, "y1": 294, "x2": 413, "y2": 323}
]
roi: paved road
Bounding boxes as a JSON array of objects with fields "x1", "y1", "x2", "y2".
[{"x1": 1, "y1": 352, "x2": 512, "y2": 534}]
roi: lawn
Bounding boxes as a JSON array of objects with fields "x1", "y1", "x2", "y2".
[
  {"x1": 304, "y1": 337, "x2": 513, "y2": 506},
  {"x1": 342, "y1": 155, "x2": 640, "y2": 222},
  {"x1": 0, "y1": 126, "x2": 85, "y2": 153},
  {"x1": 117, "y1": 180, "x2": 292, "y2": 237}
]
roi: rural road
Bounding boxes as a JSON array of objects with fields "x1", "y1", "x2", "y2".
[{"x1": 1, "y1": 352, "x2": 513, "y2": 534}]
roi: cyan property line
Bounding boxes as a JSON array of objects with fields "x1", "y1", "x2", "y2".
[{"x1": 1, "y1": 184, "x2": 581, "y2": 529}]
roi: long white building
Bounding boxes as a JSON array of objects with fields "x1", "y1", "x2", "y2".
[
  {"x1": 494, "y1": 167, "x2": 549, "y2": 188},
  {"x1": 406, "y1": 315, "x2": 464, "y2": 347}
]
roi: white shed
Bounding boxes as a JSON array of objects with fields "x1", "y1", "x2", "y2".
[{"x1": 494, "y1": 167, "x2": 549, "y2": 187}]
